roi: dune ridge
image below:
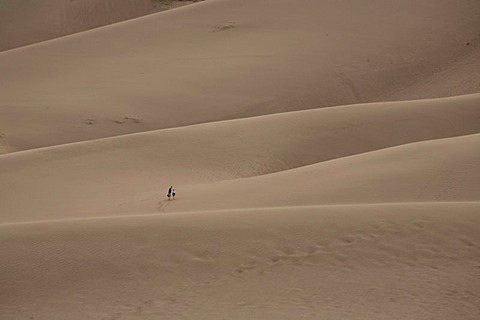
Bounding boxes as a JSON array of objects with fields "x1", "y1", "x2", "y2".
[
  {"x1": 1, "y1": 201, "x2": 479, "y2": 228},
  {"x1": 1, "y1": 0, "x2": 479, "y2": 153},
  {"x1": 1, "y1": 94, "x2": 479, "y2": 223},
  {"x1": 174, "y1": 133, "x2": 480, "y2": 212},
  {"x1": 0, "y1": 0, "x2": 155, "y2": 52},
  {"x1": 0, "y1": 0, "x2": 203, "y2": 52}
]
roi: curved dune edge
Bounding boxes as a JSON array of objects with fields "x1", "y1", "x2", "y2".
[
  {"x1": 0, "y1": 0, "x2": 203, "y2": 52},
  {"x1": 1, "y1": 0, "x2": 479, "y2": 152},
  {"x1": 139, "y1": 132, "x2": 480, "y2": 214},
  {"x1": 0, "y1": 94, "x2": 479, "y2": 223},
  {"x1": 1, "y1": 129, "x2": 479, "y2": 223},
  {"x1": 0, "y1": 94, "x2": 480, "y2": 222},
  {"x1": 1, "y1": 202, "x2": 479, "y2": 319},
  {"x1": 1, "y1": 201, "x2": 479, "y2": 227}
]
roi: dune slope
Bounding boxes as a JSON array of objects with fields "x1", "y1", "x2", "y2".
[
  {"x1": 175, "y1": 133, "x2": 480, "y2": 213},
  {"x1": 0, "y1": 0, "x2": 202, "y2": 52},
  {"x1": 1, "y1": 203, "x2": 479, "y2": 319},
  {"x1": 1, "y1": 94, "x2": 479, "y2": 223},
  {"x1": 1, "y1": 0, "x2": 479, "y2": 152},
  {"x1": 0, "y1": 0, "x2": 154, "y2": 52}
]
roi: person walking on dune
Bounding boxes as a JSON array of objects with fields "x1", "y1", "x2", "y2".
[
  {"x1": 167, "y1": 186, "x2": 172, "y2": 200},
  {"x1": 172, "y1": 188, "x2": 176, "y2": 200}
]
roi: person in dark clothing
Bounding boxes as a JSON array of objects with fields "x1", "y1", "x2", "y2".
[{"x1": 167, "y1": 186, "x2": 172, "y2": 200}]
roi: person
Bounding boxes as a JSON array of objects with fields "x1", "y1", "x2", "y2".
[
  {"x1": 167, "y1": 186, "x2": 172, "y2": 200},
  {"x1": 172, "y1": 188, "x2": 176, "y2": 200}
]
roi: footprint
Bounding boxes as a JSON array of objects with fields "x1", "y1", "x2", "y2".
[
  {"x1": 459, "y1": 237, "x2": 475, "y2": 247},
  {"x1": 306, "y1": 245, "x2": 318, "y2": 254},
  {"x1": 110, "y1": 313, "x2": 122, "y2": 320},
  {"x1": 214, "y1": 23, "x2": 236, "y2": 31},
  {"x1": 144, "y1": 299, "x2": 155, "y2": 307},
  {"x1": 114, "y1": 116, "x2": 141, "y2": 124},
  {"x1": 235, "y1": 260, "x2": 256, "y2": 275},
  {"x1": 192, "y1": 250, "x2": 211, "y2": 262}
]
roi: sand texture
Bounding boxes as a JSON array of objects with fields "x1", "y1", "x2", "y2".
[
  {"x1": 1, "y1": 0, "x2": 479, "y2": 319},
  {"x1": 0, "y1": 0, "x2": 203, "y2": 52}
]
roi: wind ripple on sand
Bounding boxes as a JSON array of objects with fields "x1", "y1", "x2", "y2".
[{"x1": 1, "y1": 203, "x2": 479, "y2": 319}]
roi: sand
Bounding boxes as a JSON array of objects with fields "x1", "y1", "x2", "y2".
[
  {"x1": 0, "y1": 0, "x2": 203, "y2": 52},
  {"x1": 0, "y1": 0, "x2": 479, "y2": 319},
  {"x1": 2, "y1": 203, "x2": 479, "y2": 319}
]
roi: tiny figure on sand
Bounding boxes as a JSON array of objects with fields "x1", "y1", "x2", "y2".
[{"x1": 167, "y1": 186, "x2": 176, "y2": 200}]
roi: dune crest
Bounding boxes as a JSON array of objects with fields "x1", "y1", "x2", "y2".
[
  {"x1": 0, "y1": 0, "x2": 204, "y2": 52},
  {"x1": 1, "y1": 0, "x2": 479, "y2": 152},
  {"x1": 1, "y1": 94, "x2": 479, "y2": 223}
]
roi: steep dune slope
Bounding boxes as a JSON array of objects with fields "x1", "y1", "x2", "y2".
[
  {"x1": 1, "y1": 0, "x2": 479, "y2": 152},
  {"x1": 1, "y1": 94, "x2": 479, "y2": 223}
]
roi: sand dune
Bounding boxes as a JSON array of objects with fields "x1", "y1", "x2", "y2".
[
  {"x1": 1, "y1": 0, "x2": 479, "y2": 152},
  {"x1": 1, "y1": 0, "x2": 480, "y2": 319},
  {"x1": 0, "y1": 0, "x2": 154, "y2": 52},
  {"x1": 1, "y1": 203, "x2": 479, "y2": 319},
  {"x1": 1, "y1": 94, "x2": 479, "y2": 223},
  {"x1": 0, "y1": 0, "x2": 202, "y2": 52},
  {"x1": 386, "y1": 40, "x2": 480, "y2": 100},
  {"x1": 174, "y1": 133, "x2": 480, "y2": 213}
]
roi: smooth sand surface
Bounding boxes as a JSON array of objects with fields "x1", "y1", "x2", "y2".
[
  {"x1": 0, "y1": 0, "x2": 202, "y2": 52},
  {"x1": 2, "y1": 203, "x2": 479, "y2": 319},
  {"x1": 1, "y1": 94, "x2": 480, "y2": 223},
  {"x1": 1, "y1": 0, "x2": 479, "y2": 319},
  {"x1": 1, "y1": 0, "x2": 479, "y2": 153}
]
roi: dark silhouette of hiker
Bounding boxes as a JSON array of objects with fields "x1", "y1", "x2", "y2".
[
  {"x1": 167, "y1": 186, "x2": 172, "y2": 200},
  {"x1": 172, "y1": 188, "x2": 176, "y2": 200}
]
